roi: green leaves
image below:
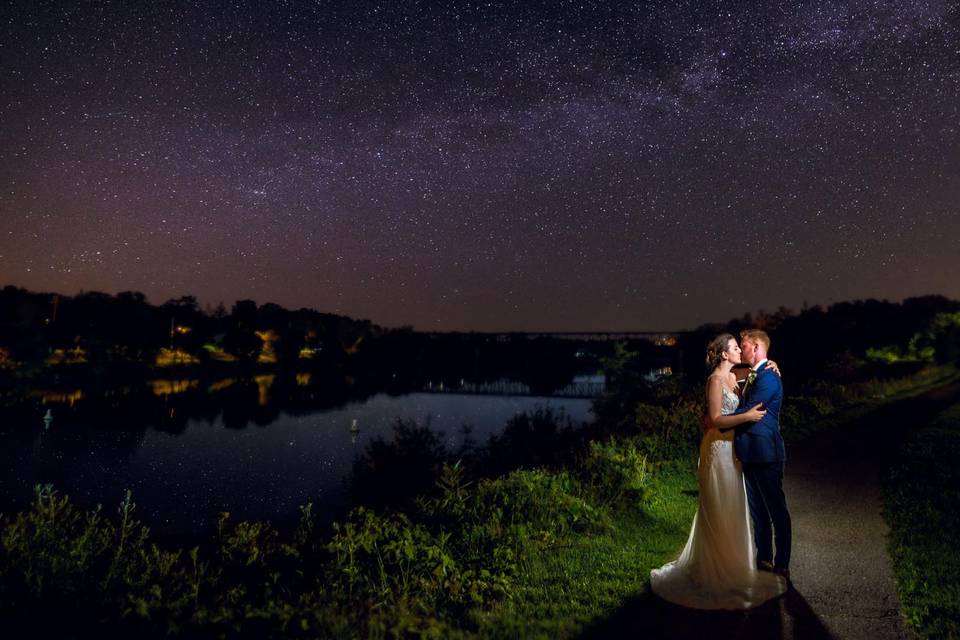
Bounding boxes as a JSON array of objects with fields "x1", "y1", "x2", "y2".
[
  {"x1": 579, "y1": 439, "x2": 653, "y2": 510},
  {"x1": 884, "y1": 400, "x2": 960, "y2": 639}
]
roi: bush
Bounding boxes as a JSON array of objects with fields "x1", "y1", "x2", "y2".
[
  {"x1": 477, "y1": 407, "x2": 581, "y2": 477},
  {"x1": 476, "y1": 469, "x2": 610, "y2": 546},
  {"x1": 884, "y1": 403, "x2": 960, "y2": 639},
  {"x1": 326, "y1": 507, "x2": 462, "y2": 611},
  {"x1": 578, "y1": 438, "x2": 653, "y2": 509},
  {"x1": 631, "y1": 398, "x2": 702, "y2": 460},
  {"x1": 780, "y1": 396, "x2": 835, "y2": 433},
  {"x1": 349, "y1": 418, "x2": 449, "y2": 510},
  {"x1": 0, "y1": 486, "x2": 200, "y2": 636}
]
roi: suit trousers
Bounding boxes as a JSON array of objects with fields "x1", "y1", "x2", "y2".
[{"x1": 742, "y1": 461, "x2": 792, "y2": 569}]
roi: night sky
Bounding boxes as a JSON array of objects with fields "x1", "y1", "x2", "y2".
[{"x1": 2, "y1": 1, "x2": 958, "y2": 332}]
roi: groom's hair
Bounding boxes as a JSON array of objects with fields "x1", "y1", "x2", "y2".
[{"x1": 740, "y1": 329, "x2": 770, "y2": 352}]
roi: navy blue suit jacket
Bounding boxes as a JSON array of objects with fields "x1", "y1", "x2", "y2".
[{"x1": 732, "y1": 365, "x2": 785, "y2": 463}]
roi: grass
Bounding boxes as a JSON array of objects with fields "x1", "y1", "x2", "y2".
[
  {"x1": 473, "y1": 366, "x2": 960, "y2": 639},
  {"x1": 2, "y1": 365, "x2": 956, "y2": 638},
  {"x1": 884, "y1": 400, "x2": 960, "y2": 639},
  {"x1": 472, "y1": 460, "x2": 697, "y2": 639},
  {"x1": 782, "y1": 366, "x2": 960, "y2": 443}
]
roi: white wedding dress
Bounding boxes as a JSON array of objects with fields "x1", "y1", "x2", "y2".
[{"x1": 649, "y1": 385, "x2": 787, "y2": 609}]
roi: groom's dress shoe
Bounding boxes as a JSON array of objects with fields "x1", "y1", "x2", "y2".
[{"x1": 758, "y1": 561, "x2": 775, "y2": 573}]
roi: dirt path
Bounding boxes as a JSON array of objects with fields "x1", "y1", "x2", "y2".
[{"x1": 580, "y1": 381, "x2": 960, "y2": 640}]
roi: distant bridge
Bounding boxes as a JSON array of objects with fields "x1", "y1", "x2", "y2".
[
  {"x1": 422, "y1": 378, "x2": 606, "y2": 399},
  {"x1": 425, "y1": 331, "x2": 679, "y2": 345}
]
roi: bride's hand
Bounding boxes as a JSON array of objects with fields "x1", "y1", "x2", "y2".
[
  {"x1": 745, "y1": 402, "x2": 766, "y2": 422},
  {"x1": 764, "y1": 360, "x2": 781, "y2": 377}
]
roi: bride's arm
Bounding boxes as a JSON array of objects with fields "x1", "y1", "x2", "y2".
[{"x1": 705, "y1": 376, "x2": 766, "y2": 431}]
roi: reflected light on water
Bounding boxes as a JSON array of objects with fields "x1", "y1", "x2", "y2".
[
  {"x1": 207, "y1": 378, "x2": 237, "y2": 393},
  {"x1": 150, "y1": 379, "x2": 199, "y2": 396},
  {"x1": 39, "y1": 389, "x2": 85, "y2": 406},
  {"x1": 3, "y1": 380, "x2": 596, "y2": 536},
  {"x1": 296, "y1": 372, "x2": 312, "y2": 387},
  {"x1": 254, "y1": 374, "x2": 276, "y2": 406}
]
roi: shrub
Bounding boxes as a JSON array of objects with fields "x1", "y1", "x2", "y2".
[
  {"x1": 630, "y1": 398, "x2": 702, "y2": 460},
  {"x1": 475, "y1": 469, "x2": 611, "y2": 547},
  {"x1": 477, "y1": 407, "x2": 581, "y2": 477},
  {"x1": 349, "y1": 418, "x2": 449, "y2": 510},
  {"x1": 579, "y1": 438, "x2": 653, "y2": 509},
  {"x1": 780, "y1": 396, "x2": 835, "y2": 434}
]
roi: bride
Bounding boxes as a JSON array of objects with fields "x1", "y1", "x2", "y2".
[{"x1": 650, "y1": 333, "x2": 787, "y2": 609}]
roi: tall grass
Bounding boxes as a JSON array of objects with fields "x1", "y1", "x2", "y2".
[
  {"x1": 884, "y1": 401, "x2": 960, "y2": 639},
  {"x1": 2, "y1": 365, "x2": 953, "y2": 637}
]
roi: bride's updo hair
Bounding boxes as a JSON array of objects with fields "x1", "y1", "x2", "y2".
[{"x1": 705, "y1": 333, "x2": 736, "y2": 370}]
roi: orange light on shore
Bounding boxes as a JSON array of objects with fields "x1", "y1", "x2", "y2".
[
  {"x1": 255, "y1": 330, "x2": 279, "y2": 364},
  {"x1": 203, "y1": 344, "x2": 239, "y2": 362},
  {"x1": 156, "y1": 348, "x2": 200, "y2": 367},
  {"x1": 46, "y1": 346, "x2": 88, "y2": 365}
]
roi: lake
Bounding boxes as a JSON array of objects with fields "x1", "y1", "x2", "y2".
[{"x1": 0, "y1": 375, "x2": 596, "y2": 538}]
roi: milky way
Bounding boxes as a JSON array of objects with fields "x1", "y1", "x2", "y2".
[{"x1": 2, "y1": 1, "x2": 958, "y2": 331}]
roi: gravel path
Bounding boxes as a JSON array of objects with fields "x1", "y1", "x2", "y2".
[{"x1": 580, "y1": 381, "x2": 960, "y2": 640}]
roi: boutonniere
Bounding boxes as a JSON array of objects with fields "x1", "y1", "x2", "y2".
[{"x1": 745, "y1": 371, "x2": 757, "y2": 387}]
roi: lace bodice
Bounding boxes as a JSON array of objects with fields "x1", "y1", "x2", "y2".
[
  {"x1": 720, "y1": 385, "x2": 740, "y2": 415},
  {"x1": 708, "y1": 374, "x2": 740, "y2": 416}
]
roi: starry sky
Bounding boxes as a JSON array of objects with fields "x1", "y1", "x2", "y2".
[{"x1": 2, "y1": 1, "x2": 958, "y2": 332}]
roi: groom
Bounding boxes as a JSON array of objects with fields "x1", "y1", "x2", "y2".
[{"x1": 733, "y1": 329, "x2": 792, "y2": 580}]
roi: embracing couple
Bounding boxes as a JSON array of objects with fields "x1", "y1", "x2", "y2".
[{"x1": 650, "y1": 329, "x2": 791, "y2": 609}]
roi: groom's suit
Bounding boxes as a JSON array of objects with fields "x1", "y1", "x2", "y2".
[{"x1": 733, "y1": 360, "x2": 792, "y2": 569}]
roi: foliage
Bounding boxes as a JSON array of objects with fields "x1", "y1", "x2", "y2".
[
  {"x1": 578, "y1": 438, "x2": 653, "y2": 509},
  {"x1": 471, "y1": 460, "x2": 698, "y2": 638},
  {"x1": 779, "y1": 395, "x2": 835, "y2": 434},
  {"x1": 349, "y1": 418, "x2": 449, "y2": 510},
  {"x1": 913, "y1": 312, "x2": 960, "y2": 366},
  {"x1": 0, "y1": 459, "x2": 612, "y2": 638},
  {"x1": 884, "y1": 402, "x2": 960, "y2": 639},
  {"x1": 4, "y1": 296, "x2": 960, "y2": 637},
  {"x1": 629, "y1": 397, "x2": 703, "y2": 461},
  {"x1": 326, "y1": 506, "x2": 469, "y2": 635},
  {"x1": 476, "y1": 407, "x2": 583, "y2": 477}
]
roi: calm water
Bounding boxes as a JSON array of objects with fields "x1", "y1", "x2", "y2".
[{"x1": 1, "y1": 379, "x2": 594, "y2": 537}]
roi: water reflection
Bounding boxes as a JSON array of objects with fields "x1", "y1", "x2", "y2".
[
  {"x1": 150, "y1": 379, "x2": 199, "y2": 396},
  {"x1": 36, "y1": 389, "x2": 85, "y2": 405},
  {"x1": 254, "y1": 374, "x2": 276, "y2": 406},
  {"x1": 207, "y1": 378, "x2": 236, "y2": 393},
  {"x1": 1, "y1": 372, "x2": 596, "y2": 538}
]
